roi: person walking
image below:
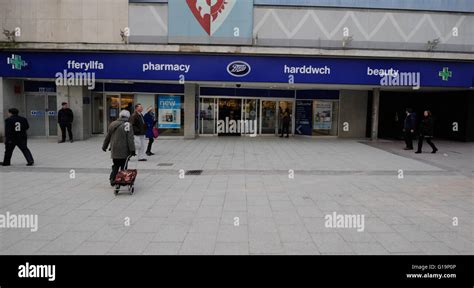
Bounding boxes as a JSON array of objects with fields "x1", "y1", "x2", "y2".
[
  {"x1": 58, "y1": 102, "x2": 74, "y2": 143},
  {"x1": 416, "y1": 110, "x2": 438, "y2": 154},
  {"x1": 144, "y1": 106, "x2": 157, "y2": 156},
  {"x1": 280, "y1": 108, "x2": 291, "y2": 138},
  {"x1": 0, "y1": 108, "x2": 34, "y2": 166},
  {"x1": 403, "y1": 108, "x2": 417, "y2": 150},
  {"x1": 102, "y1": 110, "x2": 136, "y2": 186},
  {"x1": 129, "y1": 103, "x2": 147, "y2": 161}
]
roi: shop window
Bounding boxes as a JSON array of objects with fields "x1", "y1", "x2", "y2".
[
  {"x1": 313, "y1": 100, "x2": 339, "y2": 136},
  {"x1": 157, "y1": 94, "x2": 184, "y2": 136}
]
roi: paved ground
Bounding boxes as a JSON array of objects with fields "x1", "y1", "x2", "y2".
[{"x1": 0, "y1": 137, "x2": 472, "y2": 255}]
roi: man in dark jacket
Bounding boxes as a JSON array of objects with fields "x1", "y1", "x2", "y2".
[
  {"x1": 279, "y1": 108, "x2": 291, "y2": 138},
  {"x1": 102, "y1": 110, "x2": 136, "y2": 186},
  {"x1": 129, "y1": 104, "x2": 147, "y2": 161},
  {"x1": 58, "y1": 102, "x2": 74, "y2": 143},
  {"x1": 0, "y1": 108, "x2": 34, "y2": 166},
  {"x1": 403, "y1": 108, "x2": 417, "y2": 150},
  {"x1": 416, "y1": 110, "x2": 438, "y2": 154}
]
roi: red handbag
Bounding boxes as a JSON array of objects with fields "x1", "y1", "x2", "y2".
[{"x1": 152, "y1": 127, "x2": 159, "y2": 139}]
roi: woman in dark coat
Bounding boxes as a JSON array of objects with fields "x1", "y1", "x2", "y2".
[
  {"x1": 144, "y1": 106, "x2": 157, "y2": 156},
  {"x1": 416, "y1": 110, "x2": 438, "y2": 154}
]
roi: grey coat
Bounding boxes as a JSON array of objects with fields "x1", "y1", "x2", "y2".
[{"x1": 102, "y1": 118, "x2": 135, "y2": 159}]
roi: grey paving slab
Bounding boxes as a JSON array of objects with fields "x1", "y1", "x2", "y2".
[
  {"x1": 143, "y1": 242, "x2": 182, "y2": 255},
  {"x1": 214, "y1": 242, "x2": 249, "y2": 255}
]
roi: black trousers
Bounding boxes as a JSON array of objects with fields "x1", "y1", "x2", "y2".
[
  {"x1": 281, "y1": 122, "x2": 290, "y2": 137},
  {"x1": 110, "y1": 158, "x2": 127, "y2": 183},
  {"x1": 404, "y1": 130, "x2": 414, "y2": 149},
  {"x1": 146, "y1": 137, "x2": 154, "y2": 153},
  {"x1": 3, "y1": 139, "x2": 34, "y2": 165},
  {"x1": 60, "y1": 123, "x2": 73, "y2": 141},
  {"x1": 417, "y1": 135, "x2": 437, "y2": 152}
]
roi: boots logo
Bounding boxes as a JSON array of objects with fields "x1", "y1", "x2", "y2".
[
  {"x1": 227, "y1": 61, "x2": 251, "y2": 77},
  {"x1": 186, "y1": 0, "x2": 237, "y2": 36},
  {"x1": 7, "y1": 54, "x2": 28, "y2": 70}
]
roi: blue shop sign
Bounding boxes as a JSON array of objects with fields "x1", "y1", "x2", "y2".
[{"x1": 1, "y1": 52, "x2": 472, "y2": 88}]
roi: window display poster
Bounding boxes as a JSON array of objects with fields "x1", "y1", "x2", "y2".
[
  {"x1": 295, "y1": 100, "x2": 313, "y2": 135},
  {"x1": 158, "y1": 95, "x2": 181, "y2": 129},
  {"x1": 314, "y1": 101, "x2": 332, "y2": 130}
]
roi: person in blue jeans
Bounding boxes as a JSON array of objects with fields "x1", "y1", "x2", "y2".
[{"x1": 144, "y1": 106, "x2": 157, "y2": 156}]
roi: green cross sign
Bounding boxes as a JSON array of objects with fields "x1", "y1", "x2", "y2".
[
  {"x1": 438, "y1": 67, "x2": 452, "y2": 81},
  {"x1": 7, "y1": 54, "x2": 27, "y2": 70}
]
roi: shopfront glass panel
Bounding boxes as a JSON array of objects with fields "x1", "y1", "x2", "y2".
[
  {"x1": 25, "y1": 94, "x2": 46, "y2": 137},
  {"x1": 218, "y1": 98, "x2": 242, "y2": 136},
  {"x1": 157, "y1": 95, "x2": 184, "y2": 136},
  {"x1": 261, "y1": 101, "x2": 277, "y2": 134},
  {"x1": 200, "y1": 98, "x2": 216, "y2": 134},
  {"x1": 106, "y1": 94, "x2": 120, "y2": 128},
  {"x1": 313, "y1": 100, "x2": 339, "y2": 136},
  {"x1": 92, "y1": 93, "x2": 104, "y2": 134},
  {"x1": 47, "y1": 95, "x2": 58, "y2": 136},
  {"x1": 242, "y1": 99, "x2": 259, "y2": 135}
]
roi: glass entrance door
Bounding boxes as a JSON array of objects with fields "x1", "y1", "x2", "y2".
[
  {"x1": 218, "y1": 98, "x2": 242, "y2": 136},
  {"x1": 25, "y1": 94, "x2": 57, "y2": 137},
  {"x1": 261, "y1": 100, "x2": 277, "y2": 134},
  {"x1": 242, "y1": 98, "x2": 259, "y2": 136},
  {"x1": 106, "y1": 94, "x2": 135, "y2": 129},
  {"x1": 200, "y1": 98, "x2": 216, "y2": 135},
  {"x1": 277, "y1": 101, "x2": 294, "y2": 136},
  {"x1": 92, "y1": 93, "x2": 104, "y2": 134}
]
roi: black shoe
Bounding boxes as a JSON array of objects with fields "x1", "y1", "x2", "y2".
[
  {"x1": 146, "y1": 152, "x2": 154, "y2": 156},
  {"x1": 26, "y1": 162, "x2": 34, "y2": 166},
  {"x1": 285, "y1": 136, "x2": 289, "y2": 138},
  {"x1": 138, "y1": 159, "x2": 147, "y2": 162},
  {"x1": 70, "y1": 140, "x2": 74, "y2": 143},
  {"x1": 58, "y1": 140, "x2": 65, "y2": 143},
  {"x1": 0, "y1": 162, "x2": 10, "y2": 166},
  {"x1": 404, "y1": 147, "x2": 413, "y2": 150},
  {"x1": 279, "y1": 135, "x2": 283, "y2": 138},
  {"x1": 415, "y1": 151, "x2": 422, "y2": 154},
  {"x1": 432, "y1": 148, "x2": 438, "y2": 154}
]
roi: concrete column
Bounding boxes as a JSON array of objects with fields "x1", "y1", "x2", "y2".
[
  {"x1": 56, "y1": 85, "x2": 91, "y2": 141},
  {"x1": 184, "y1": 83, "x2": 198, "y2": 139},
  {"x1": 338, "y1": 90, "x2": 368, "y2": 138},
  {"x1": 371, "y1": 89, "x2": 380, "y2": 140}
]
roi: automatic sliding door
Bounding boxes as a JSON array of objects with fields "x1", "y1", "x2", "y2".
[
  {"x1": 200, "y1": 98, "x2": 216, "y2": 134},
  {"x1": 261, "y1": 100, "x2": 277, "y2": 135},
  {"x1": 25, "y1": 94, "x2": 46, "y2": 137},
  {"x1": 243, "y1": 99, "x2": 258, "y2": 136},
  {"x1": 218, "y1": 98, "x2": 242, "y2": 136}
]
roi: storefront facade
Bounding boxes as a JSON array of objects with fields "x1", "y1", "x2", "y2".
[{"x1": 1, "y1": 0, "x2": 473, "y2": 141}]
